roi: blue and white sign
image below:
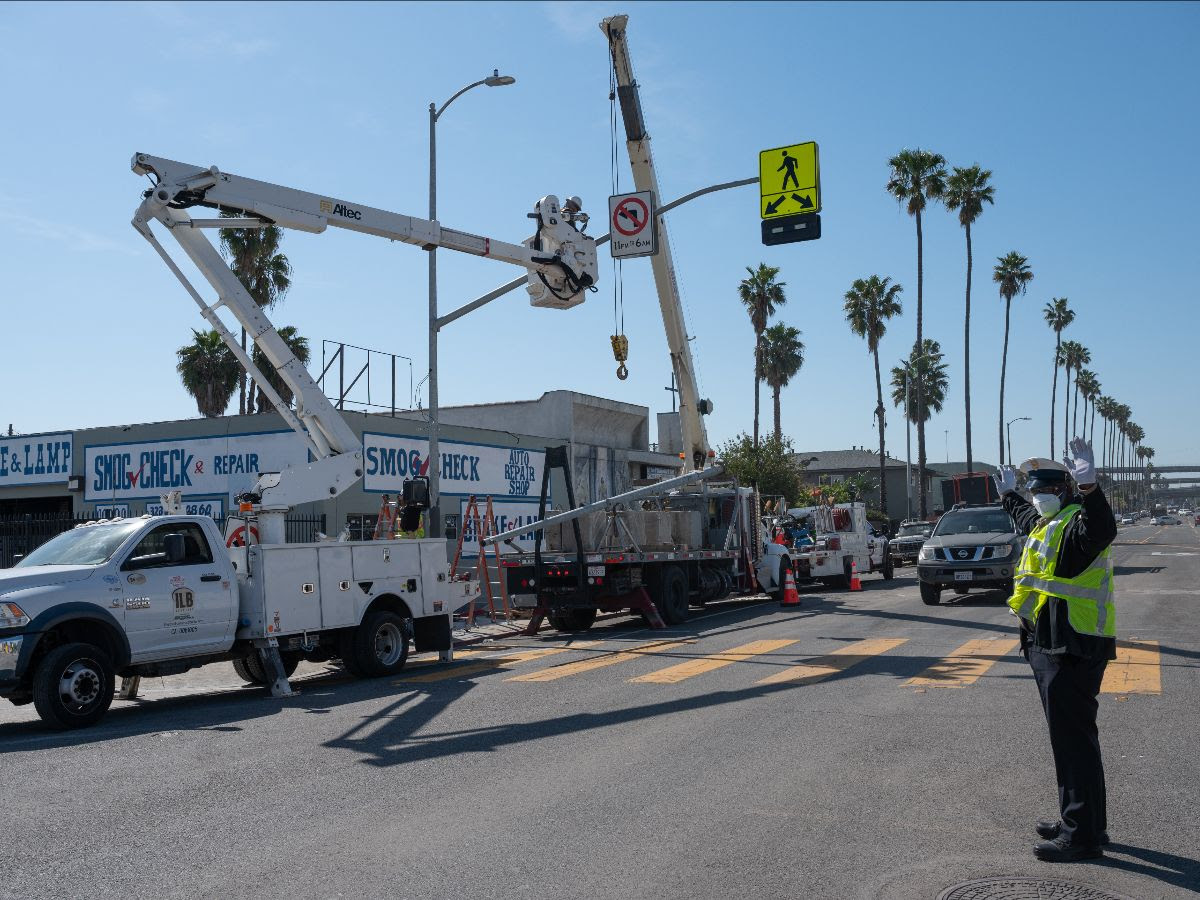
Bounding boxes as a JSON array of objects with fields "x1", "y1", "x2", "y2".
[
  {"x1": 458, "y1": 499, "x2": 543, "y2": 557},
  {"x1": 363, "y1": 433, "x2": 544, "y2": 499},
  {"x1": 0, "y1": 432, "x2": 72, "y2": 486},
  {"x1": 85, "y1": 431, "x2": 307, "y2": 501},
  {"x1": 146, "y1": 498, "x2": 224, "y2": 518}
]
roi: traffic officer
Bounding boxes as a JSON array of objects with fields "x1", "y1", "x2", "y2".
[{"x1": 993, "y1": 437, "x2": 1117, "y2": 863}]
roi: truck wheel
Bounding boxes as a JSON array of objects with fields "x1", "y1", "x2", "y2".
[
  {"x1": 656, "y1": 566, "x2": 690, "y2": 625},
  {"x1": 882, "y1": 551, "x2": 894, "y2": 581},
  {"x1": 32, "y1": 642, "x2": 115, "y2": 730},
  {"x1": 549, "y1": 608, "x2": 597, "y2": 632},
  {"x1": 825, "y1": 559, "x2": 852, "y2": 590},
  {"x1": 235, "y1": 652, "x2": 300, "y2": 685},
  {"x1": 920, "y1": 582, "x2": 941, "y2": 606},
  {"x1": 716, "y1": 568, "x2": 733, "y2": 599},
  {"x1": 344, "y1": 610, "x2": 410, "y2": 678}
]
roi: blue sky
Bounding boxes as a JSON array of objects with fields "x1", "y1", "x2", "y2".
[{"x1": 2, "y1": 1, "x2": 1197, "y2": 467}]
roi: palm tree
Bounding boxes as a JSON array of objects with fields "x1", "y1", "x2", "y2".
[
  {"x1": 738, "y1": 264, "x2": 788, "y2": 448},
  {"x1": 176, "y1": 329, "x2": 241, "y2": 418},
  {"x1": 1057, "y1": 340, "x2": 1087, "y2": 454},
  {"x1": 1096, "y1": 396, "x2": 1116, "y2": 473},
  {"x1": 760, "y1": 322, "x2": 805, "y2": 440},
  {"x1": 890, "y1": 339, "x2": 950, "y2": 482},
  {"x1": 886, "y1": 148, "x2": 946, "y2": 517},
  {"x1": 1075, "y1": 369, "x2": 1098, "y2": 443},
  {"x1": 844, "y1": 275, "x2": 904, "y2": 521},
  {"x1": 943, "y1": 165, "x2": 994, "y2": 471},
  {"x1": 220, "y1": 217, "x2": 293, "y2": 415},
  {"x1": 992, "y1": 251, "x2": 1034, "y2": 465},
  {"x1": 250, "y1": 326, "x2": 311, "y2": 413},
  {"x1": 1070, "y1": 347, "x2": 1092, "y2": 438},
  {"x1": 1042, "y1": 297, "x2": 1074, "y2": 458}
]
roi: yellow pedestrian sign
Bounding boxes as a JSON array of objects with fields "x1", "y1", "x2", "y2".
[{"x1": 759, "y1": 141, "x2": 820, "y2": 219}]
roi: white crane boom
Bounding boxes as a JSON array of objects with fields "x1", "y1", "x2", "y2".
[
  {"x1": 601, "y1": 15, "x2": 712, "y2": 471},
  {"x1": 130, "y1": 152, "x2": 598, "y2": 535}
]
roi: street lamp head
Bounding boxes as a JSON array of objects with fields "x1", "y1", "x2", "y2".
[{"x1": 485, "y1": 70, "x2": 516, "y2": 87}]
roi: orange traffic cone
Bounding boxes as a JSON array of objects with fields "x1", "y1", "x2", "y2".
[
  {"x1": 780, "y1": 567, "x2": 801, "y2": 606},
  {"x1": 849, "y1": 559, "x2": 862, "y2": 592}
]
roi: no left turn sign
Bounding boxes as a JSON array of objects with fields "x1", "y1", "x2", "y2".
[{"x1": 608, "y1": 190, "x2": 657, "y2": 259}]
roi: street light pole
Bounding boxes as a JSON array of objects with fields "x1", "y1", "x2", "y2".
[
  {"x1": 1006, "y1": 415, "x2": 1031, "y2": 467},
  {"x1": 427, "y1": 70, "x2": 515, "y2": 537}
]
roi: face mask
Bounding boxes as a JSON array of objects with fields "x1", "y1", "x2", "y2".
[{"x1": 1032, "y1": 493, "x2": 1062, "y2": 517}]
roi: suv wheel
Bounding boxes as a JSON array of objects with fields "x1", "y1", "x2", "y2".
[{"x1": 920, "y1": 582, "x2": 941, "y2": 606}]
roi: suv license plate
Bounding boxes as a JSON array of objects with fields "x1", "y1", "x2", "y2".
[{"x1": 954, "y1": 572, "x2": 974, "y2": 582}]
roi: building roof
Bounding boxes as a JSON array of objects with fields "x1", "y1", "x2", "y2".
[
  {"x1": 794, "y1": 448, "x2": 948, "y2": 478},
  {"x1": 931, "y1": 461, "x2": 999, "y2": 476}
]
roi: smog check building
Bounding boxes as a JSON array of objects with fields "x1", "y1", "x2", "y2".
[{"x1": 0, "y1": 391, "x2": 682, "y2": 557}]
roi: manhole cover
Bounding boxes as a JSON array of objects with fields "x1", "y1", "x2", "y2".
[{"x1": 938, "y1": 879, "x2": 1137, "y2": 900}]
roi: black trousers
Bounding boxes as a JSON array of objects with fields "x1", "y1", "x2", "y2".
[{"x1": 1029, "y1": 650, "x2": 1109, "y2": 845}]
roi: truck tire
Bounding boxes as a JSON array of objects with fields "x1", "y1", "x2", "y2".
[
  {"x1": 343, "y1": 610, "x2": 410, "y2": 678},
  {"x1": 882, "y1": 550, "x2": 894, "y2": 581},
  {"x1": 32, "y1": 642, "x2": 115, "y2": 730},
  {"x1": 234, "y1": 652, "x2": 300, "y2": 685},
  {"x1": 920, "y1": 582, "x2": 941, "y2": 606},
  {"x1": 825, "y1": 558, "x2": 852, "y2": 590},
  {"x1": 549, "y1": 608, "x2": 597, "y2": 632},
  {"x1": 656, "y1": 566, "x2": 690, "y2": 625}
]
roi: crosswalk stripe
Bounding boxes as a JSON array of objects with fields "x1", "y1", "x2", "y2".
[
  {"x1": 508, "y1": 639, "x2": 695, "y2": 682},
  {"x1": 1101, "y1": 640, "x2": 1161, "y2": 694},
  {"x1": 631, "y1": 639, "x2": 798, "y2": 684},
  {"x1": 756, "y1": 637, "x2": 908, "y2": 686},
  {"x1": 906, "y1": 636, "x2": 1019, "y2": 687},
  {"x1": 395, "y1": 644, "x2": 599, "y2": 683}
]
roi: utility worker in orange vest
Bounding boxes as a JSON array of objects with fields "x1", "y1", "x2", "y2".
[{"x1": 993, "y1": 437, "x2": 1117, "y2": 862}]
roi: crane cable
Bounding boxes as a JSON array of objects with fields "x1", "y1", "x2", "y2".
[{"x1": 608, "y1": 62, "x2": 628, "y2": 381}]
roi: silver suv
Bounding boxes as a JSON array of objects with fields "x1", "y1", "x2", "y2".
[
  {"x1": 890, "y1": 520, "x2": 933, "y2": 566},
  {"x1": 916, "y1": 505, "x2": 1021, "y2": 606}
]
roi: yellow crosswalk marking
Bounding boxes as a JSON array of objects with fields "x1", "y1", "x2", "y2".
[
  {"x1": 508, "y1": 639, "x2": 695, "y2": 682},
  {"x1": 757, "y1": 637, "x2": 907, "y2": 686},
  {"x1": 906, "y1": 636, "x2": 1018, "y2": 687},
  {"x1": 631, "y1": 639, "x2": 798, "y2": 684},
  {"x1": 395, "y1": 644, "x2": 598, "y2": 683},
  {"x1": 1101, "y1": 640, "x2": 1161, "y2": 694}
]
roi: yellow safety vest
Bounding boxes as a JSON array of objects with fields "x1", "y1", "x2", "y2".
[{"x1": 1007, "y1": 503, "x2": 1115, "y2": 637}]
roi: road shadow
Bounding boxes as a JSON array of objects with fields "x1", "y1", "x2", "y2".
[
  {"x1": 1100, "y1": 842, "x2": 1200, "y2": 895},
  {"x1": 1115, "y1": 564, "x2": 1167, "y2": 575}
]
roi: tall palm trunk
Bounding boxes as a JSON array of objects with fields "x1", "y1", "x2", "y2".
[
  {"x1": 999, "y1": 297, "x2": 1012, "y2": 465},
  {"x1": 873, "y1": 346, "x2": 888, "y2": 521},
  {"x1": 915, "y1": 209, "x2": 927, "y2": 517},
  {"x1": 238, "y1": 328, "x2": 248, "y2": 416},
  {"x1": 752, "y1": 337, "x2": 762, "y2": 448},
  {"x1": 772, "y1": 383, "x2": 782, "y2": 442},
  {"x1": 963, "y1": 222, "x2": 973, "y2": 470},
  {"x1": 1063, "y1": 365, "x2": 1072, "y2": 453},
  {"x1": 1049, "y1": 335, "x2": 1060, "y2": 458},
  {"x1": 1072, "y1": 381, "x2": 1079, "y2": 437}
]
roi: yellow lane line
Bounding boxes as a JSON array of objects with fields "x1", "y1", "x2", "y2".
[
  {"x1": 906, "y1": 636, "x2": 1019, "y2": 688},
  {"x1": 395, "y1": 644, "x2": 599, "y2": 683},
  {"x1": 508, "y1": 639, "x2": 696, "y2": 683},
  {"x1": 757, "y1": 637, "x2": 908, "y2": 686},
  {"x1": 631, "y1": 639, "x2": 798, "y2": 684},
  {"x1": 1101, "y1": 640, "x2": 1161, "y2": 694}
]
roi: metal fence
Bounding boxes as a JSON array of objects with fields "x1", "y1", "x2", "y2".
[{"x1": 0, "y1": 513, "x2": 327, "y2": 568}]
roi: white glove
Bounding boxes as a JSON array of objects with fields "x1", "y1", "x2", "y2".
[
  {"x1": 993, "y1": 465, "x2": 1018, "y2": 496},
  {"x1": 1069, "y1": 438, "x2": 1095, "y2": 486}
]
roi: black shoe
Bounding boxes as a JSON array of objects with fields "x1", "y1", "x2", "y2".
[
  {"x1": 1034, "y1": 837, "x2": 1104, "y2": 862},
  {"x1": 1036, "y1": 820, "x2": 1110, "y2": 845}
]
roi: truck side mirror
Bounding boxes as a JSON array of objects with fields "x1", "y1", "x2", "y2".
[{"x1": 164, "y1": 533, "x2": 187, "y2": 563}]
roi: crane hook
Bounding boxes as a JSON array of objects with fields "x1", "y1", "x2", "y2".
[{"x1": 616, "y1": 362, "x2": 628, "y2": 381}]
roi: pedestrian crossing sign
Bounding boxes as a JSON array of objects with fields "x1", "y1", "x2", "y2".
[{"x1": 759, "y1": 141, "x2": 820, "y2": 219}]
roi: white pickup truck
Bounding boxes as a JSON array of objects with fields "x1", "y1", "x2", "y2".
[
  {"x1": 0, "y1": 515, "x2": 466, "y2": 729},
  {"x1": 761, "y1": 501, "x2": 893, "y2": 591}
]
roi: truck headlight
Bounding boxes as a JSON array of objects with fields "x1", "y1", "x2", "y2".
[
  {"x1": 0, "y1": 601, "x2": 30, "y2": 629},
  {"x1": 919, "y1": 546, "x2": 934, "y2": 561},
  {"x1": 991, "y1": 545, "x2": 1014, "y2": 559}
]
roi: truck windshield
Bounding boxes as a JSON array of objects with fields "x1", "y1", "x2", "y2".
[
  {"x1": 15, "y1": 522, "x2": 144, "y2": 567},
  {"x1": 897, "y1": 524, "x2": 929, "y2": 537},
  {"x1": 935, "y1": 510, "x2": 1013, "y2": 536}
]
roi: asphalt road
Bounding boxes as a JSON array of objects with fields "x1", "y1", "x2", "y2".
[{"x1": 4, "y1": 523, "x2": 1199, "y2": 900}]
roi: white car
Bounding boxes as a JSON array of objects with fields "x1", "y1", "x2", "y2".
[{"x1": 1120, "y1": 515, "x2": 1135, "y2": 526}]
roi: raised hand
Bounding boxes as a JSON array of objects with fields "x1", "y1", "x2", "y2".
[
  {"x1": 993, "y1": 465, "x2": 1019, "y2": 496},
  {"x1": 1069, "y1": 438, "x2": 1096, "y2": 486}
]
